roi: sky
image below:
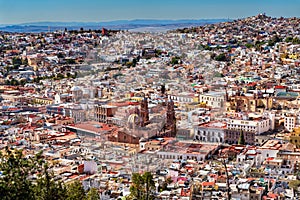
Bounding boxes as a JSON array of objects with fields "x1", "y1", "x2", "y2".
[{"x1": 0, "y1": 0, "x2": 299, "y2": 24}]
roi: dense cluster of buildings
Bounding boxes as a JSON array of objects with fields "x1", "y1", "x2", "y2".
[{"x1": 1, "y1": 14, "x2": 300, "y2": 199}]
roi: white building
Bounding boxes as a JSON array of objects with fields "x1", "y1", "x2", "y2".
[
  {"x1": 226, "y1": 117, "x2": 271, "y2": 135},
  {"x1": 168, "y1": 92, "x2": 195, "y2": 103},
  {"x1": 284, "y1": 116, "x2": 296, "y2": 132},
  {"x1": 198, "y1": 91, "x2": 225, "y2": 108},
  {"x1": 157, "y1": 141, "x2": 218, "y2": 162},
  {"x1": 194, "y1": 121, "x2": 226, "y2": 143}
]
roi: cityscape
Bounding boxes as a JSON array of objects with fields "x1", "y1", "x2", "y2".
[{"x1": 0, "y1": 1, "x2": 300, "y2": 200}]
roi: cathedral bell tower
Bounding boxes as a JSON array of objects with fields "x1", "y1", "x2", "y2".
[
  {"x1": 166, "y1": 99, "x2": 176, "y2": 137},
  {"x1": 140, "y1": 97, "x2": 149, "y2": 127}
]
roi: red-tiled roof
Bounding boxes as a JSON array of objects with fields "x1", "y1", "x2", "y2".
[
  {"x1": 202, "y1": 182, "x2": 215, "y2": 187},
  {"x1": 274, "y1": 85, "x2": 286, "y2": 89}
]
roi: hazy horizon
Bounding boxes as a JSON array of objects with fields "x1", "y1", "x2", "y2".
[
  {"x1": 0, "y1": 18, "x2": 230, "y2": 26},
  {"x1": 0, "y1": 0, "x2": 299, "y2": 25}
]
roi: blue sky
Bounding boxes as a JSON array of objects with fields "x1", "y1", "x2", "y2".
[{"x1": 0, "y1": 0, "x2": 299, "y2": 24}]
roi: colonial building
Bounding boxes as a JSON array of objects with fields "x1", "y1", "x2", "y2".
[
  {"x1": 226, "y1": 116, "x2": 271, "y2": 135},
  {"x1": 198, "y1": 91, "x2": 225, "y2": 108},
  {"x1": 226, "y1": 95, "x2": 273, "y2": 113},
  {"x1": 157, "y1": 141, "x2": 218, "y2": 162},
  {"x1": 165, "y1": 99, "x2": 176, "y2": 137},
  {"x1": 194, "y1": 121, "x2": 226, "y2": 143},
  {"x1": 284, "y1": 115, "x2": 296, "y2": 132},
  {"x1": 94, "y1": 105, "x2": 117, "y2": 123},
  {"x1": 140, "y1": 97, "x2": 149, "y2": 127},
  {"x1": 224, "y1": 129, "x2": 255, "y2": 145},
  {"x1": 287, "y1": 127, "x2": 300, "y2": 147}
]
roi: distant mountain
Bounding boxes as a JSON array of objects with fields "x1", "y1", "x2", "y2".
[{"x1": 0, "y1": 19, "x2": 230, "y2": 33}]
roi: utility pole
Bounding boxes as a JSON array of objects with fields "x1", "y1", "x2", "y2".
[
  {"x1": 211, "y1": 154, "x2": 231, "y2": 199},
  {"x1": 221, "y1": 157, "x2": 231, "y2": 200}
]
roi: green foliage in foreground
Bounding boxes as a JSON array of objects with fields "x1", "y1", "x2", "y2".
[
  {"x1": 0, "y1": 147, "x2": 100, "y2": 200},
  {"x1": 128, "y1": 172, "x2": 155, "y2": 200}
]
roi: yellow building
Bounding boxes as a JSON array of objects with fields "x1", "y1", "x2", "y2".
[
  {"x1": 288, "y1": 127, "x2": 300, "y2": 148},
  {"x1": 226, "y1": 96, "x2": 273, "y2": 113},
  {"x1": 184, "y1": 102, "x2": 204, "y2": 112},
  {"x1": 34, "y1": 97, "x2": 53, "y2": 105}
]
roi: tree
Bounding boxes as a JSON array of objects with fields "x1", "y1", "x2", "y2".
[
  {"x1": 285, "y1": 36, "x2": 293, "y2": 43},
  {"x1": 12, "y1": 57, "x2": 22, "y2": 67},
  {"x1": 161, "y1": 84, "x2": 166, "y2": 95},
  {"x1": 268, "y1": 35, "x2": 282, "y2": 47},
  {"x1": 213, "y1": 72, "x2": 224, "y2": 78},
  {"x1": 55, "y1": 73, "x2": 65, "y2": 80},
  {"x1": 130, "y1": 173, "x2": 144, "y2": 200},
  {"x1": 238, "y1": 130, "x2": 245, "y2": 145},
  {"x1": 10, "y1": 78, "x2": 20, "y2": 86},
  {"x1": 143, "y1": 172, "x2": 155, "y2": 200},
  {"x1": 66, "y1": 59, "x2": 76, "y2": 65},
  {"x1": 66, "y1": 180, "x2": 86, "y2": 200},
  {"x1": 20, "y1": 79, "x2": 27, "y2": 86},
  {"x1": 170, "y1": 57, "x2": 180, "y2": 65},
  {"x1": 132, "y1": 58, "x2": 137, "y2": 67},
  {"x1": 22, "y1": 58, "x2": 28, "y2": 65},
  {"x1": 86, "y1": 188, "x2": 100, "y2": 200},
  {"x1": 292, "y1": 37, "x2": 300, "y2": 44},
  {"x1": 0, "y1": 148, "x2": 89, "y2": 200},
  {"x1": 129, "y1": 172, "x2": 155, "y2": 200},
  {"x1": 214, "y1": 53, "x2": 227, "y2": 61},
  {"x1": 34, "y1": 163, "x2": 67, "y2": 200},
  {"x1": 0, "y1": 147, "x2": 41, "y2": 200},
  {"x1": 289, "y1": 180, "x2": 300, "y2": 196},
  {"x1": 160, "y1": 176, "x2": 173, "y2": 191},
  {"x1": 245, "y1": 43, "x2": 254, "y2": 48}
]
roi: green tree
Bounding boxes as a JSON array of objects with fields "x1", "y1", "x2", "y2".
[
  {"x1": 129, "y1": 172, "x2": 155, "y2": 200},
  {"x1": 130, "y1": 173, "x2": 144, "y2": 200},
  {"x1": 143, "y1": 172, "x2": 155, "y2": 200},
  {"x1": 66, "y1": 180, "x2": 86, "y2": 200},
  {"x1": 204, "y1": 45, "x2": 212, "y2": 50},
  {"x1": 55, "y1": 73, "x2": 65, "y2": 80},
  {"x1": 214, "y1": 53, "x2": 227, "y2": 61},
  {"x1": 160, "y1": 176, "x2": 173, "y2": 191},
  {"x1": 289, "y1": 179, "x2": 300, "y2": 196},
  {"x1": 238, "y1": 131, "x2": 245, "y2": 145},
  {"x1": 66, "y1": 59, "x2": 76, "y2": 65},
  {"x1": 10, "y1": 78, "x2": 20, "y2": 86},
  {"x1": 20, "y1": 79, "x2": 27, "y2": 86},
  {"x1": 0, "y1": 147, "x2": 40, "y2": 200},
  {"x1": 268, "y1": 35, "x2": 281, "y2": 46},
  {"x1": 34, "y1": 163, "x2": 67, "y2": 200},
  {"x1": 161, "y1": 84, "x2": 166, "y2": 95},
  {"x1": 213, "y1": 71, "x2": 224, "y2": 78},
  {"x1": 0, "y1": 148, "x2": 89, "y2": 200},
  {"x1": 170, "y1": 57, "x2": 180, "y2": 65},
  {"x1": 12, "y1": 57, "x2": 22, "y2": 67},
  {"x1": 22, "y1": 58, "x2": 28, "y2": 65},
  {"x1": 285, "y1": 36, "x2": 293, "y2": 43},
  {"x1": 86, "y1": 188, "x2": 100, "y2": 200},
  {"x1": 245, "y1": 43, "x2": 254, "y2": 48},
  {"x1": 292, "y1": 37, "x2": 300, "y2": 44}
]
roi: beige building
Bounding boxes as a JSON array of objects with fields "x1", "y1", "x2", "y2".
[
  {"x1": 226, "y1": 96, "x2": 273, "y2": 113},
  {"x1": 199, "y1": 91, "x2": 225, "y2": 108}
]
